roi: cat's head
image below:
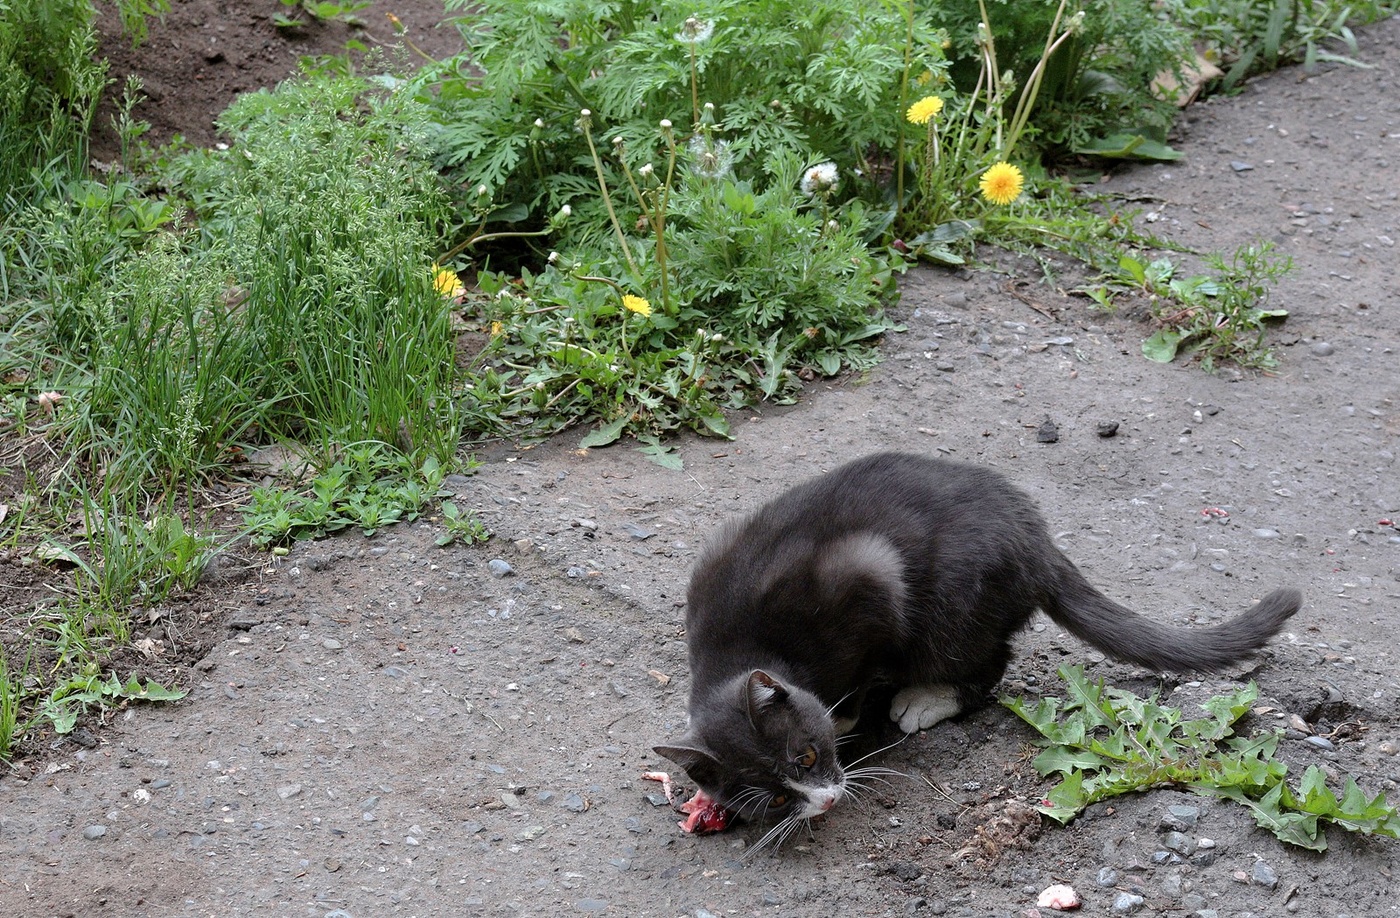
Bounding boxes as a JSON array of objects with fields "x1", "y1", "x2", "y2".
[{"x1": 654, "y1": 669, "x2": 845, "y2": 822}]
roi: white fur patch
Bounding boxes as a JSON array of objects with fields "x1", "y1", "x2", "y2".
[
  {"x1": 889, "y1": 684, "x2": 961, "y2": 733},
  {"x1": 820, "y1": 532, "x2": 906, "y2": 604},
  {"x1": 795, "y1": 780, "x2": 845, "y2": 819}
]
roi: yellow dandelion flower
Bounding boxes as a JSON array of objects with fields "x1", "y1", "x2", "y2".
[
  {"x1": 490, "y1": 320, "x2": 504, "y2": 336},
  {"x1": 622, "y1": 295, "x2": 652, "y2": 317},
  {"x1": 906, "y1": 95, "x2": 944, "y2": 125},
  {"x1": 979, "y1": 162, "x2": 1025, "y2": 206},
  {"x1": 433, "y1": 264, "x2": 464, "y2": 297}
]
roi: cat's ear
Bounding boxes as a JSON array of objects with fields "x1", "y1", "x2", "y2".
[
  {"x1": 817, "y1": 532, "x2": 906, "y2": 609},
  {"x1": 745, "y1": 669, "x2": 791, "y2": 723},
  {"x1": 653, "y1": 742, "x2": 724, "y2": 789}
]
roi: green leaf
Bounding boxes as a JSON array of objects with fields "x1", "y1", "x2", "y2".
[
  {"x1": 636, "y1": 441, "x2": 683, "y2": 470},
  {"x1": 1074, "y1": 133, "x2": 1183, "y2": 161},
  {"x1": 697, "y1": 411, "x2": 731, "y2": 440},
  {"x1": 1142, "y1": 329, "x2": 1185, "y2": 362},
  {"x1": 580, "y1": 416, "x2": 629, "y2": 449}
]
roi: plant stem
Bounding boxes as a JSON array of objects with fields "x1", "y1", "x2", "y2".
[{"x1": 578, "y1": 112, "x2": 641, "y2": 281}]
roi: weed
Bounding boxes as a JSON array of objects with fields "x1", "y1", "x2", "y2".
[
  {"x1": 1094, "y1": 242, "x2": 1292, "y2": 370},
  {"x1": 1167, "y1": 0, "x2": 1399, "y2": 89},
  {"x1": 244, "y1": 445, "x2": 462, "y2": 547},
  {"x1": 274, "y1": 0, "x2": 370, "y2": 29},
  {"x1": 37, "y1": 669, "x2": 186, "y2": 736},
  {"x1": 0, "y1": 652, "x2": 23, "y2": 761},
  {"x1": 1005, "y1": 665, "x2": 1400, "y2": 851},
  {"x1": 436, "y1": 500, "x2": 490, "y2": 546}
]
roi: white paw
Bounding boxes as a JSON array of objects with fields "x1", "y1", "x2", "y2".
[{"x1": 889, "y1": 685, "x2": 961, "y2": 733}]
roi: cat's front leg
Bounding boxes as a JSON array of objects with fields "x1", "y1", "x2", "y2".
[{"x1": 888, "y1": 685, "x2": 961, "y2": 733}]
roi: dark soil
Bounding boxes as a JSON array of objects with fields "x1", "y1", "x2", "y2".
[{"x1": 3, "y1": 5, "x2": 1399, "y2": 917}]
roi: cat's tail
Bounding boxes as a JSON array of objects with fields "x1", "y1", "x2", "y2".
[{"x1": 1044, "y1": 563, "x2": 1302, "y2": 672}]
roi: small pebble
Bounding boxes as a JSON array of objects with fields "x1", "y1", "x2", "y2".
[
  {"x1": 1113, "y1": 891, "x2": 1145, "y2": 913},
  {"x1": 1310, "y1": 341, "x2": 1335, "y2": 357},
  {"x1": 1096, "y1": 866, "x2": 1119, "y2": 887},
  {"x1": 1230, "y1": 161, "x2": 1254, "y2": 172},
  {"x1": 487, "y1": 559, "x2": 514, "y2": 578},
  {"x1": 1252, "y1": 861, "x2": 1279, "y2": 890},
  {"x1": 1304, "y1": 735, "x2": 1335, "y2": 750},
  {"x1": 1096, "y1": 421, "x2": 1120, "y2": 438},
  {"x1": 277, "y1": 784, "x2": 303, "y2": 800},
  {"x1": 82, "y1": 825, "x2": 107, "y2": 840},
  {"x1": 1036, "y1": 419, "x2": 1060, "y2": 443}
]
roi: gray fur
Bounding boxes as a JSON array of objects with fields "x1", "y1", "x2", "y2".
[{"x1": 654, "y1": 452, "x2": 1303, "y2": 832}]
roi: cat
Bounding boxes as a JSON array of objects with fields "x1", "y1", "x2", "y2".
[{"x1": 653, "y1": 452, "x2": 1302, "y2": 848}]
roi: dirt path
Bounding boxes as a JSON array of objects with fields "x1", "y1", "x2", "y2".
[{"x1": 4, "y1": 14, "x2": 1400, "y2": 918}]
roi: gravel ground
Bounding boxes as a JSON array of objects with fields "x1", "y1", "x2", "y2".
[{"x1": 3, "y1": 10, "x2": 1400, "y2": 918}]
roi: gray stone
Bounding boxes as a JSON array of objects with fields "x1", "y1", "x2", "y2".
[
  {"x1": 82, "y1": 825, "x2": 107, "y2": 840},
  {"x1": 1097, "y1": 866, "x2": 1119, "y2": 887},
  {"x1": 1163, "y1": 831, "x2": 1197, "y2": 855},
  {"x1": 1252, "y1": 860, "x2": 1278, "y2": 889},
  {"x1": 1311, "y1": 341, "x2": 1336, "y2": 357},
  {"x1": 1304, "y1": 734, "x2": 1336, "y2": 750},
  {"x1": 277, "y1": 783, "x2": 303, "y2": 800},
  {"x1": 487, "y1": 559, "x2": 514, "y2": 578},
  {"x1": 1161, "y1": 804, "x2": 1199, "y2": 831},
  {"x1": 1113, "y1": 892, "x2": 1145, "y2": 912}
]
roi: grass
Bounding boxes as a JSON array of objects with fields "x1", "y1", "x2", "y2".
[{"x1": 1, "y1": 0, "x2": 1392, "y2": 764}]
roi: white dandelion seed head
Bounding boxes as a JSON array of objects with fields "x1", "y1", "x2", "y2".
[
  {"x1": 704, "y1": 102, "x2": 715, "y2": 112},
  {"x1": 675, "y1": 17, "x2": 714, "y2": 45},
  {"x1": 800, "y1": 161, "x2": 840, "y2": 197},
  {"x1": 476, "y1": 184, "x2": 489, "y2": 197},
  {"x1": 534, "y1": 118, "x2": 545, "y2": 128},
  {"x1": 660, "y1": 119, "x2": 673, "y2": 130},
  {"x1": 557, "y1": 204, "x2": 572, "y2": 219},
  {"x1": 548, "y1": 251, "x2": 561, "y2": 264},
  {"x1": 639, "y1": 163, "x2": 655, "y2": 179},
  {"x1": 687, "y1": 135, "x2": 734, "y2": 180}
]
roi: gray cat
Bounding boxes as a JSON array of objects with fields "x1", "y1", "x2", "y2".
[{"x1": 654, "y1": 452, "x2": 1301, "y2": 849}]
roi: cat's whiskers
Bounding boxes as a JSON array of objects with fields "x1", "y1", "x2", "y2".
[
  {"x1": 727, "y1": 786, "x2": 771, "y2": 818},
  {"x1": 743, "y1": 812, "x2": 805, "y2": 859},
  {"x1": 841, "y1": 733, "x2": 909, "y2": 770}
]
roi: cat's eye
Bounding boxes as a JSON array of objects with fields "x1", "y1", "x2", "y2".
[
  {"x1": 796, "y1": 745, "x2": 817, "y2": 769},
  {"x1": 771, "y1": 794, "x2": 788, "y2": 807}
]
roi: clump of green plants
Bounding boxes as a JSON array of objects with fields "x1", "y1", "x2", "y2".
[
  {"x1": 419, "y1": 0, "x2": 928, "y2": 446},
  {"x1": 273, "y1": 0, "x2": 370, "y2": 29},
  {"x1": 1089, "y1": 242, "x2": 1292, "y2": 370},
  {"x1": 1165, "y1": 0, "x2": 1400, "y2": 90},
  {"x1": 1005, "y1": 665, "x2": 1400, "y2": 851},
  {"x1": 243, "y1": 447, "x2": 480, "y2": 547},
  {"x1": 933, "y1": 0, "x2": 1191, "y2": 159}
]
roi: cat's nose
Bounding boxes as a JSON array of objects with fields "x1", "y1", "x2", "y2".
[{"x1": 819, "y1": 796, "x2": 835, "y2": 812}]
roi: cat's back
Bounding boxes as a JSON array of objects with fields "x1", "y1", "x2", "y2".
[{"x1": 695, "y1": 452, "x2": 1047, "y2": 581}]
